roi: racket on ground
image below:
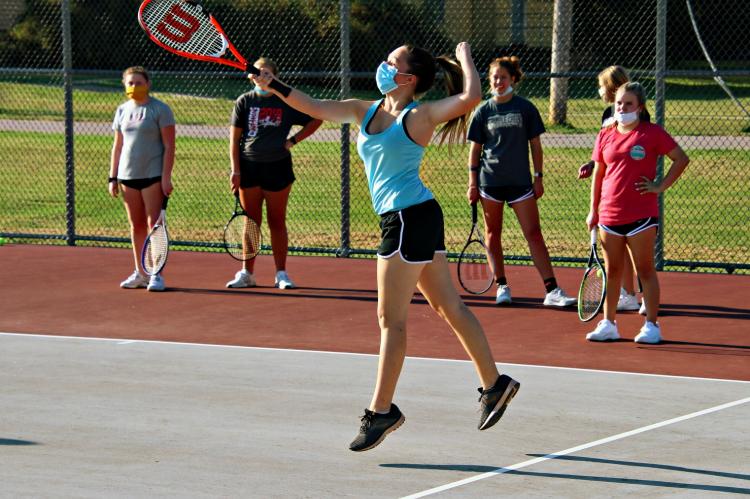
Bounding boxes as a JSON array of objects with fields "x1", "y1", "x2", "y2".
[
  {"x1": 457, "y1": 203, "x2": 494, "y2": 295},
  {"x1": 577, "y1": 229, "x2": 607, "y2": 322},
  {"x1": 141, "y1": 197, "x2": 170, "y2": 276},
  {"x1": 223, "y1": 193, "x2": 261, "y2": 261}
]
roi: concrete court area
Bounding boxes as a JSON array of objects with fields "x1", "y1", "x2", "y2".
[{"x1": 2, "y1": 333, "x2": 749, "y2": 498}]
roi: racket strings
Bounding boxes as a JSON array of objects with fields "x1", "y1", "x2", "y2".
[
  {"x1": 458, "y1": 241, "x2": 494, "y2": 294},
  {"x1": 579, "y1": 267, "x2": 605, "y2": 318},
  {"x1": 224, "y1": 215, "x2": 261, "y2": 260},
  {"x1": 143, "y1": 225, "x2": 169, "y2": 274},
  {"x1": 141, "y1": 1, "x2": 226, "y2": 56}
]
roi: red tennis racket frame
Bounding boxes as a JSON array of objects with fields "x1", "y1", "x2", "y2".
[{"x1": 138, "y1": 0, "x2": 259, "y2": 75}]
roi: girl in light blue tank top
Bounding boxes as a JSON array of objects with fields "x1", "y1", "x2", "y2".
[
  {"x1": 253, "y1": 43, "x2": 521, "y2": 450},
  {"x1": 357, "y1": 99, "x2": 433, "y2": 215}
]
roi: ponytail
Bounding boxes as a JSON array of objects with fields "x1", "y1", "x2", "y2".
[{"x1": 434, "y1": 56, "x2": 467, "y2": 145}]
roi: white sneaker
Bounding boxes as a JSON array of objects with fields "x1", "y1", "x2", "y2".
[
  {"x1": 147, "y1": 274, "x2": 165, "y2": 292},
  {"x1": 586, "y1": 319, "x2": 620, "y2": 341},
  {"x1": 634, "y1": 321, "x2": 661, "y2": 344},
  {"x1": 543, "y1": 287, "x2": 576, "y2": 307},
  {"x1": 226, "y1": 270, "x2": 256, "y2": 288},
  {"x1": 275, "y1": 270, "x2": 295, "y2": 290},
  {"x1": 120, "y1": 270, "x2": 148, "y2": 289},
  {"x1": 617, "y1": 288, "x2": 640, "y2": 311},
  {"x1": 495, "y1": 285, "x2": 512, "y2": 305},
  {"x1": 639, "y1": 301, "x2": 647, "y2": 316}
]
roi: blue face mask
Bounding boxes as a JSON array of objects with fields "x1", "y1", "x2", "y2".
[
  {"x1": 376, "y1": 62, "x2": 401, "y2": 95},
  {"x1": 254, "y1": 85, "x2": 270, "y2": 96}
]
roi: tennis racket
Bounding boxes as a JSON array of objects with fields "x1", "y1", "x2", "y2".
[
  {"x1": 141, "y1": 196, "x2": 170, "y2": 276},
  {"x1": 223, "y1": 193, "x2": 262, "y2": 261},
  {"x1": 577, "y1": 229, "x2": 607, "y2": 322},
  {"x1": 457, "y1": 203, "x2": 494, "y2": 295}
]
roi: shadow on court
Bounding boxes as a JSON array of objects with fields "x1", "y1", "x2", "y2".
[{"x1": 0, "y1": 438, "x2": 39, "y2": 446}]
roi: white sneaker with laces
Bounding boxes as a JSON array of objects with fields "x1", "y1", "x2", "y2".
[
  {"x1": 275, "y1": 270, "x2": 295, "y2": 290},
  {"x1": 617, "y1": 288, "x2": 640, "y2": 311},
  {"x1": 147, "y1": 273, "x2": 165, "y2": 292},
  {"x1": 226, "y1": 270, "x2": 256, "y2": 288},
  {"x1": 639, "y1": 301, "x2": 647, "y2": 316},
  {"x1": 120, "y1": 270, "x2": 148, "y2": 289},
  {"x1": 586, "y1": 319, "x2": 620, "y2": 341},
  {"x1": 495, "y1": 284, "x2": 512, "y2": 305},
  {"x1": 634, "y1": 321, "x2": 661, "y2": 344},
  {"x1": 543, "y1": 287, "x2": 577, "y2": 307}
]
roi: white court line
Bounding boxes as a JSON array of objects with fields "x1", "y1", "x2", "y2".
[
  {"x1": 1, "y1": 331, "x2": 749, "y2": 385},
  {"x1": 401, "y1": 396, "x2": 750, "y2": 499}
]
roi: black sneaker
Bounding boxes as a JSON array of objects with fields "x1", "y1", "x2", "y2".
[
  {"x1": 349, "y1": 404, "x2": 405, "y2": 452},
  {"x1": 477, "y1": 374, "x2": 520, "y2": 430}
]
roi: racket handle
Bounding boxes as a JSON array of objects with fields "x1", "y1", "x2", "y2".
[
  {"x1": 245, "y1": 64, "x2": 260, "y2": 76},
  {"x1": 471, "y1": 202, "x2": 478, "y2": 224},
  {"x1": 162, "y1": 196, "x2": 169, "y2": 210},
  {"x1": 590, "y1": 228, "x2": 597, "y2": 245}
]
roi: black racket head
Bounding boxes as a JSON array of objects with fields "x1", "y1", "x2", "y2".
[
  {"x1": 223, "y1": 214, "x2": 261, "y2": 261},
  {"x1": 578, "y1": 264, "x2": 606, "y2": 322},
  {"x1": 458, "y1": 240, "x2": 494, "y2": 295},
  {"x1": 142, "y1": 224, "x2": 169, "y2": 275}
]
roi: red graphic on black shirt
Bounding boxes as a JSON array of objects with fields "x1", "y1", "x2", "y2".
[{"x1": 246, "y1": 107, "x2": 282, "y2": 137}]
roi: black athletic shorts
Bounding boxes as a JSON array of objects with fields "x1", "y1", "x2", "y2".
[
  {"x1": 377, "y1": 198, "x2": 446, "y2": 263},
  {"x1": 239, "y1": 155, "x2": 295, "y2": 192},
  {"x1": 600, "y1": 217, "x2": 660, "y2": 237},
  {"x1": 479, "y1": 185, "x2": 534, "y2": 205},
  {"x1": 118, "y1": 176, "x2": 161, "y2": 190}
]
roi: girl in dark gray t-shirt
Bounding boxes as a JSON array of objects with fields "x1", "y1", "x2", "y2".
[{"x1": 467, "y1": 56, "x2": 576, "y2": 308}]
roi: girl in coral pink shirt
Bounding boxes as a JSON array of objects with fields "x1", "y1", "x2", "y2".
[{"x1": 586, "y1": 82, "x2": 689, "y2": 344}]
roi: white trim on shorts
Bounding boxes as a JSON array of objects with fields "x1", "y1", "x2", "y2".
[
  {"x1": 377, "y1": 211, "x2": 443, "y2": 265},
  {"x1": 599, "y1": 218, "x2": 659, "y2": 237},
  {"x1": 479, "y1": 187, "x2": 535, "y2": 205}
]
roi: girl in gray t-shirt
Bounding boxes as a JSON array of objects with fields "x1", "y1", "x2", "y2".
[
  {"x1": 108, "y1": 66, "x2": 175, "y2": 292},
  {"x1": 467, "y1": 56, "x2": 576, "y2": 308}
]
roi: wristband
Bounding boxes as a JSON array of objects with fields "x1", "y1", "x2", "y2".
[
  {"x1": 268, "y1": 79, "x2": 292, "y2": 98},
  {"x1": 289, "y1": 136, "x2": 298, "y2": 145},
  {"x1": 534, "y1": 171, "x2": 543, "y2": 178},
  {"x1": 108, "y1": 177, "x2": 117, "y2": 183},
  {"x1": 469, "y1": 166, "x2": 480, "y2": 172}
]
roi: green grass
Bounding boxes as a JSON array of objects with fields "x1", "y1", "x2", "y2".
[{"x1": 1, "y1": 130, "x2": 748, "y2": 272}]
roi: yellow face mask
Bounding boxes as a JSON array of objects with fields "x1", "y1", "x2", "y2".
[{"x1": 125, "y1": 85, "x2": 149, "y2": 100}]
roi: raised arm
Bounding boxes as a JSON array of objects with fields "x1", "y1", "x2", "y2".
[
  {"x1": 252, "y1": 74, "x2": 371, "y2": 125},
  {"x1": 422, "y1": 42, "x2": 482, "y2": 127}
]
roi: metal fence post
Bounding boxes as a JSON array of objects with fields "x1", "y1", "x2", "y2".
[
  {"x1": 62, "y1": 0, "x2": 75, "y2": 246},
  {"x1": 655, "y1": 0, "x2": 667, "y2": 270},
  {"x1": 338, "y1": 0, "x2": 351, "y2": 257}
]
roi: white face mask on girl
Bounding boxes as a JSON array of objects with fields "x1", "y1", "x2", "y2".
[
  {"x1": 614, "y1": 110, "x2": 639, "y2": 125},
  {"x1": 491, "y1": 86, "x2": 513, "y2": 98}
]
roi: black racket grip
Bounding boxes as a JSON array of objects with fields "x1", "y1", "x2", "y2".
[
  {"x1": 161, "y1": 196, "x2": 169, "y2": 210},
  {"x1": 245, "y1": 64, "x2": 260, "y2": 76},
  {"x1": 471, "y1": 202, "x2": 478, "y2": 224}
]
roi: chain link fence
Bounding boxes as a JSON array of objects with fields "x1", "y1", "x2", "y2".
[{"x1": 1, "y1": 0, "x2": 748, "y2": 273}]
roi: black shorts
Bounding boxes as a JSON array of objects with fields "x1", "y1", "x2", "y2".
[
  {"x1": 239, "y1": 155, "x2": 295, "y2": 192},
  {"x1": 600, "y1": 217, "x2": 660, "y2": 237},
  {"x1": 479, "y1": 185, "x2": 534, "y2": 205},
  {"x1": 378, "y1": 198, "x2": 446, "y2": 263},
  {"x1": 118, "y1": 176, "x2": 161, "y2": 190}
]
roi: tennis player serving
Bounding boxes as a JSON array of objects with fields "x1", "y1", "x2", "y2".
[{"x1": 254, "y1": 42, "x2": 520, "y2": 452}]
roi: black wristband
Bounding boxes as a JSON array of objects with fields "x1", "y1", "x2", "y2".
[
  {"x1": 108, "y1": 177, "x2": 117, "y2": 183},
  {"x1": 289, "y1": 136, "x2": 298, "y2": 145},
  {"x1": 268, "y1": 78, "x2": 292, "y2": 98},
  {"x1": 469, "y1": 166, "x2": 480, "y2": 172}
]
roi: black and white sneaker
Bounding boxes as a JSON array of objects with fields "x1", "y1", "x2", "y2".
[
  {"x1": 477, "y1": 374, "x2": 520, "y2": 430},
  {"x1": 349, "y1": 404, "x2": 405, "y2": 452}
]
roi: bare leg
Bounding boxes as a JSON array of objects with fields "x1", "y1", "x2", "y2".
[
  {"x1": 600, "y1": 230, "x2": 627, "y2": 323},
  {"x1": 480, "y1": 198, "x2": 504, "y2": 281},
  {"x1": 511, "y1": 196, "x2": 554, "y2": 282},
  {"x1": 121, "y1": 184, "x2": 158, "y2": 274},
  {"x1": 626, "y1": 228, "x2": 659, "y2": 323},
  {"x1": 417, "y1": 253, "x2": 500, "y2": 388},
  {"x1": 263, "y1": 184, "x2": 292, "y2": 272},
  {"x1": 238, "y1": 186, "x2": 264, "y2": 274},
  {"x1": 369, "y1": 256, "x2": 424, "y2": 413},
  {"x1": 621, "y1": 250, "x2": 638, "y2": 295}
]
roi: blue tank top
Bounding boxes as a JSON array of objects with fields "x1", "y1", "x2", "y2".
[{"x1": 356, "y1": 99, "x2": 434, "y2": 215}]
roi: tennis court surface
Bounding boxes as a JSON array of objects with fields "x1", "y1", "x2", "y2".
[{"x1": 1, "y1": 244, "x2": 749, "y2": 497}]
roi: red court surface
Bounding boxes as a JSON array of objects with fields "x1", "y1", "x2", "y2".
[{"x1": 1, "y1": 244, "x2": 748, "y2": 381}]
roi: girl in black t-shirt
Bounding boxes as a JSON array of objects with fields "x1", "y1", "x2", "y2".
[
  {"x1": 467, "y1": 56, "x2": 576, "y2": 308},
  {"x1": 226, "y1": 57, "x2": 322, "y2": 290}
]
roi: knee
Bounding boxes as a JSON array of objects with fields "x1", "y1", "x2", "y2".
[
  {"x1": 523, "y1": 225, "x2": 543, "y2": 244},
  {"x1": 377, "y1": 311, "x2": 406, "y2": 334},
  {"x1": 432, "y1": 300, "x2": 467, "y2": 323}
]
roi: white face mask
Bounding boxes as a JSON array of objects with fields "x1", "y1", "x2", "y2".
[
  {"x1": 614, "y1": 110, "x2": 639, "y2": 125},
  {"x1": 491, "y1": 86, "x2": 513, "y2": 98}
]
